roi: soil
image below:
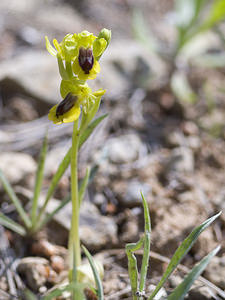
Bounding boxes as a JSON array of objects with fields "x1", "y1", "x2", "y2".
[{"x1": 0, "y1": 0, "x2": 225, "y2": 299}]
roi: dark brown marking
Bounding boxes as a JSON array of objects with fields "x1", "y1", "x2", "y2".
[
  {"x1": 78, "y1": 47, "x2": 94, "y2": 74},
  {"x1": 56, "y1": 93, "x2": 77, "y2": 118}
]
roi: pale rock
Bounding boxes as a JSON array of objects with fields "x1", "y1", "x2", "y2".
[
  {"x1": 105, "y1": 134, "x2": 142, "y2": 164},
  {"x1": 0, "y1": 152, "x2": 36, "y2": 184}
]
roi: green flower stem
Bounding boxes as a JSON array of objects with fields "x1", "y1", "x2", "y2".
[{"x1": 69, "y1": 119, "x2": 81, "y2": 274}]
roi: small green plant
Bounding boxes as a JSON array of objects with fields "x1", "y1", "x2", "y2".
[
  {"x1": 125, "y1": 194, "x2": 221, "y2": 300},
  {"x1": 133, "y1": 0, "x2": 225, "y2": 102},
  {"x1": 0, "y1": 29, "x2": 111, "y2": 298}
]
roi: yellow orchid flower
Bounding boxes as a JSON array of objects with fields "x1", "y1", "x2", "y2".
[
  {"x1": 45, "y1": 34, "x2": 77, "y2": 61},
  {"x1": 72, "y1": 31, "x2": 107, "y2": 80},
  {"x1": 48, "y1": 84, "x2": 106, "y2": 124},
  {"x1": 48, "y1": 93, "x2": 81, "y2": 125}
]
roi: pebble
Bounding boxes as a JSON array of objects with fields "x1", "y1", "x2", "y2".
[
  {"x1": 51, "y1": 200, "x2": 118, "y2": 250},
  {"x1": 204, "y1": 255, "x2": 225, "y2": 289},
  {"x1": 105, "y1": 134, "x2": 142, "y2": 164},
  {"x1": 122, "y1": 180, "x2": 151, "y2": 207},
  {"x1": 168, "y1": 147, "x2": 194, "y2": 173},
  {"x1": 188, "y1": 285, "x2": 216, "y2": 300},
  {"x1": 17, "y1": 257, "x2": 57, "y2": 291},
  {"x1": 0, "y1": 152, "x2": 36, "y2": 185}
]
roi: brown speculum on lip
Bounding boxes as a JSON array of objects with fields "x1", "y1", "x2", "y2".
[
  {"x1": 78, "y1": 47, "x2": 94, "y2": 74},
  {"x1": 56, "y1": 93, "x2": 78, "y2": 118}
]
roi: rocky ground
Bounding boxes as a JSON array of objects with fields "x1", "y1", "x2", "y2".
[{"x1": 0, "y1": 0, "x2": 225, "y2": 299}]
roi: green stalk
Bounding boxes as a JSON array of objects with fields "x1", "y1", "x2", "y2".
[
  {"x1": 68, "y1": 119, "x2": 81, "y2": 274},
  {"x1": 31, "y1": 134, "x2": 48, "y2": 228}
]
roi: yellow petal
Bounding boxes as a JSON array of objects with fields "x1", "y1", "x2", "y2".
[
  {"x1": 73, "y1": 58, "x2": 101, "y2": 81},
  {"x1": 48, "y1": 103, "x2": 81, "y2": 125},
  {"x1": 45, "y1": 36, "x2": 57, "y2": 56},
  {"x1": 93, "y1": 89, "x2": 106, "y2": 97},
  {"x1": 62, "y1": 104, "x2": 81, "y2": 123}
]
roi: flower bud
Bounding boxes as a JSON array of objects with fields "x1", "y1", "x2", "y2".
[{"x1": 97, "y1": 28, "x2": 111, "y2": 47}]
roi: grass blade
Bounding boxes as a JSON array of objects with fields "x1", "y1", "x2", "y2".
[
  {"x1": 168, "y1": 246, "x2": 221, "y2": 300},
  {"x1": 37, "y1": 147, "x2": 71, "y2": 223},
  {"x1": 42, "y1": 283, "x2": 85, "y2": 300},
  {"x1": 139, "y1": 193, "x2": 151, "y2": 294},
  {"x1": 37, "y1": 196, "x2": 70, "y2": 231},
  {"x1": 201, "y1": 0, "x2": 225, "y2": 31},
  {"x1": 126, "y1": 238, "x2": 144, "y2": 300},
  {"x1": 31, "y1": 133, "x2": 48, "y2": 225},
  {"x1": 82, "y1": 245, "x2": 104, "y2": 300},
  {"x1": 0, "y1": 213, "x2": 26, "y2": 236},
  {"x1": 79, "y1": 168, "x2": 90, "y2": 206},
  {"x1": 37, "y1": 114, "x2": 107, "y2": 224},
  {"x1": 148, "y1": 212, "x2": 221, "y2": 300},
  {"x1": 0, "y1": 170, "x2": 31, "y2": 228},
  {"x1": 79, "y1": 114, "x2": 108, "y2": 148},
  {"x1": 22, "y1": 288, "x2": 38, "y2": 300}
]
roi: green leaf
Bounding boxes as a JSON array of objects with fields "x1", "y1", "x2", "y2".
[
  {"x1": 22, "y1": 288, "x2": 38, "y2": 300},
  {"x1": 0, "y1": 170, "x2": 31, "y2": 229},
  {"x1": 37, "y1": 147, "x2": 71, "y2": 224},
  {"x1": 79, "y1": 113, "x2": 108, "y2": 148},
  {"x1": 126, "y1": 238, "x2": 145, "y2": 300},
  {"x1": 37, "y1": 196, "x2": 70, "y2": 231},
  {"x1": 132, "y1": 8, "x2": 158, "y2": 53},
  {"x1": 31, "y1": 133, "x2": 48, "y2": 225},
  {"x1": 201, "y1": 0, "x2": 225, "y2": 30},
  {"x1": 171, "y1": 71, "x2": 197, "y2": 104},
  {"x1": 82, "y1": 245, "x2": 104, "y2": 300},
  {"x1": 42, "y1": 282, "x2": 85, "y2": 300},
  {"x1": 174, "y1": 0, "x2": 207, "y2": 29},
  {"x1": 168, "y1": 246, "x2": 221, "y2": 300},
  {"x1": 148, "y1": 212, "x2": 221, "y2": 300},
  {"x1": 37, "y1": 114, "x2": 107, "y2": 225},
  {"x1": 139, "y1": 193, "x2": 151, "y2": 293},
  {"x1": 0, "y1": 212, "x2": 26, "y2": 236},
  {"x1": 79, "y1": 168, "x2": 90, "y2": 206}
]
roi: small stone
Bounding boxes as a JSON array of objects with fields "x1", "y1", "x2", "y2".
[
  {"x1": 168, "y1": 147, "x2": 194, "y2": 173},
  {"x1": 50, "y1": 255, "x2": 65, "y2": 273},
  {"x1": 52, "y1": 201, "x2": 118, "y2": 250},
  {"x1": 122, "y1": 180, "x2": 151, "y2": 207},
  {"x1": 204, "y1": 255, "x2": 225, "y2": 289},
  {"x1": 17, "y1": 257, "x2": 51, "y2": 291},
  {"x1": 168, "y1": 275, "x2": 183, "y2": 288},
  {"x1": 188, "y1": 285, "x2": 215, "y2": 300},
  {"x1": 0, "y1": 152, "x2": 36, "y2": 185},
  {"x1": 182, "y1": 121, "x2": 199, "y2": 136},
  {"x1": 147, "y1": 284, "x2": 167, "y2": 299},
  {"x1": 80, "y1": 202, "x2": 118, "y2": 250},
  {"x1": 31, "y1": 239, "x2": 58, "y2": 258},
  {"x1": 105, "y1": 134, "x2": 142, "y2": 164}
]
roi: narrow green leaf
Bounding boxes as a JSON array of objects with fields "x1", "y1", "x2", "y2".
[
  {"x1": 126, "y1": 238, "x2": 145, "y2": 300},
  {"x1": 37, "y1": 147, "x2": 71, "y2": 224},
  {"x1": 79, "y1": 114, "x2": 108, "y2": 148},
  {"x1": 201, "y1": 0, "x2": 225, "y2": 30},
  {"x1": 168, "y1": 246, "x2": 221, "y2": 300},
  {"x1": 37, "y1": 196, "x2": 70, "y2": 231},
  {"x1": 79, "y1": 168, "x2": 90, "y2": 206},
  {"x1": 171, "y1": 72, "x2": 197, "y2": 104},
  {"x1": 22, "y1": 288, "x2": 38, "y2": 300},
  {"x1": 31, "y1": 133, "x2": 48, "y2": 225},
  {"x1": 148, "y1": 212, "x2": 221, "y2": 300},
  {"x1": 132, "y1": 8, "x2": 158, "y2": 53},
  {"x1": 37, "y1": 114, "x2": 107, "y2": 224},
  {"x1": 139, "y1": 193, "x2": 151, "y2": 294},
  {"x1": 42, "y1": 283, "x2": 85, "y2": 300},
  {"x1": 82, "y1": 245, "x2": 104, "y2": 300},
  {"x1": 0, "y1": 170, "x2": 31, "y2": 228},
  {"x1": 0, "y1": 213, "x2": 26, "y2": 236}
]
